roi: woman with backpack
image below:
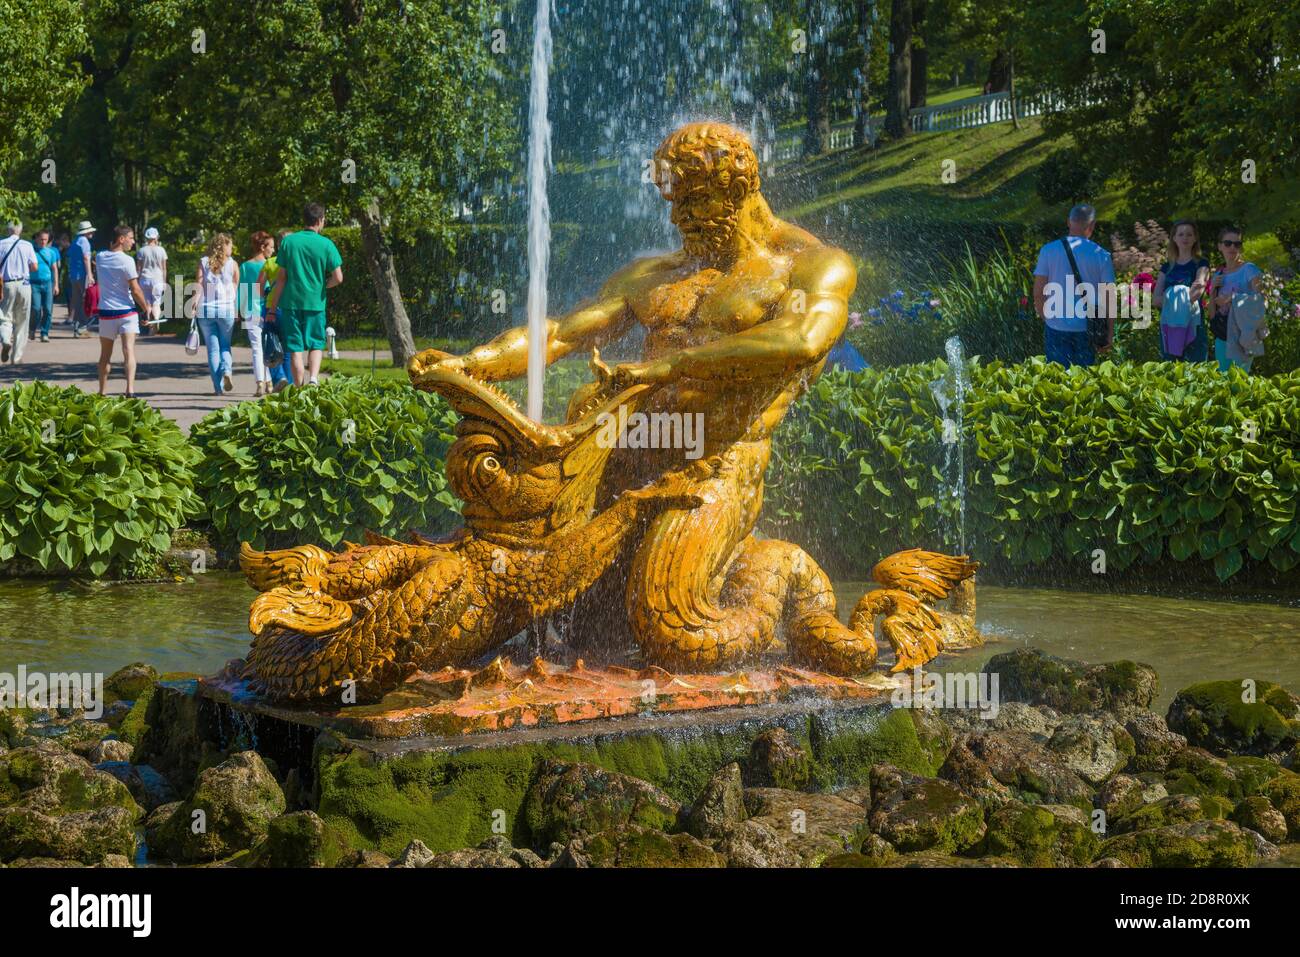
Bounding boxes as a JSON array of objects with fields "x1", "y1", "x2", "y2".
[{"x1": 1152, "y1": 220, "x2": 1210, "y2": 362}]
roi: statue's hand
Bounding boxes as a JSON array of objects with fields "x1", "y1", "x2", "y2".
[{"x1": 600, "y1": 355, "x2": 676, "y2": 391}]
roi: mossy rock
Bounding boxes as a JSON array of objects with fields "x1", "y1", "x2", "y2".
[
  {"x1": 986, "y1": 649, "x2": 1157, "y2": 715},
  {"x1": 259, "y1": 810, "x2": 347, "y2": 867},
  {"x1": 809, "y1": 707, "x2": 940, "y2": 789},
  {"x1": 982, "y1": 802, "x2": 1101, "y2": 866},
  {"x1": 570, "y1": 824, "x2": 724, "y2": 867},
  {"x1": 743, "y1": 729, "x2": 811, "y2": 790},
  {"x1": 1161, "y1": 749, "x2": 1292, "y2": 802},
  {"x1": 522, "y1": 761, "x2": 681, "y2": 846},
  {"x1": 869, "y1": 764, "x2": 985, "y2": 854},
  {"x1": 1113, "y1": 794, "x2": 1231, "y2": 835},
  {"x1": 147, "y1": 751, "x2": 286, "y2": 863},
  {"x1": 1098, "y1": 819, "x2": 1274, "y2": 867},
  {"x1": 1231, "y1": 796, "x2": 1289, "y2": 844},
  {"x1": 1166, "y1": 680, "x2": 1300, "y2": 757},
  {"x1": 103, "y1": 663, "x2": 160, "y2": 704},
  {"x1": 0, "y1": 709, "x2": 33, "y2": 749},
  {"x1": 1264, "y1": 771, "x2": 1300, "y2": 840},
  {"x1": 116, "y1": 686, "x2": 155, "y2": 747}
]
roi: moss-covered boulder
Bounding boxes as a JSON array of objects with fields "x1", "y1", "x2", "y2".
[
  {"x1": 1098, "y1": 819, "x2": 1277, "y2": 867},
  {"x1": 869, "y1": 763, "x2": 985, "y2": 853},
  {"x1": 740, "y1": 787, "x2": 871, "y2": 867},
  {"x1": 130, "y1": 683, "x2": 228, "y2": 791},
  {"x1": 1095, "y1": 774, "x2": 1167, "y2": 825},
  {"x1": 0, "y1": 709, "x2": 32, "y2": 749},
  {"x1": 1112, "y1": 794, "x2": 1232, "y2": 835},
  {"x1": 1121, "y1": 709, "x2": 1187, "y2": 773},
  {"x1": 559, "y1": 824, "x2": 724, "y2": 867},
  {"x1": 809, "y1": 707, "x2": 942, "y2": 787},
  {"x1": 685, "y1": 763, "x2": 746, "y2": 841},
  {"x1": 0, "y1": 743, "x2": 142, "y2": 864},
  {"x1": 147, "y1": 751, "x2": 286, "y2": 863},
  {"x1": 1161, "y1": 748, "x2": 1292, "y2": 802},
  {"x1": 982, "y1": 801, "x2": 1101, "y2": 866},
  {"x1": 522, "y1": 760, "x2": 681, "y2": 847},
  {"x1": 985, "y1": 649, "x2": 1158, "y2": 715},
  {"x1": 1047, "y1": 713, "x2": 1135, "y2": 786},
  {"x1": 1166, "y1": 680, "x2": 1300, "y2": 758},
  {"x1": 260, "y1": 810, "x2": 347, "y2": 867},
  {"x1": 1264, "y1": 771, "x2": 1300, "y2": 840},
  {"x1": 104, "y1": 663, "x2": 159, "y2": 703},
  {"x1": 939, "y1": 730, "x2": 1094, "y2": 810},
  {"x1": 1231, "y1": 796, "x2": 1288, "y2": 844},
  {"x1": 743, "y1": 728, "x2": 810, "y2": 790}
]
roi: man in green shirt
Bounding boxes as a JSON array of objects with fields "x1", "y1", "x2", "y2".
[{"x1": 271, "y1": 202, "x2": 344, "y2": 385}]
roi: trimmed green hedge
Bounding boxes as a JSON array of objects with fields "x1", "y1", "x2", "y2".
[
  {"x1": 189, "y1": 377, "x2": 461, "y2": 551},
  {"x1": 5, "y1": 360, "x2": 1300, "y2": 582},
  {"x1": 0, "y1": 382, "x2": 201, "y2": 576},
  {"x1": 764, "y1": 361, "x2": 1300, "y2": 581}
]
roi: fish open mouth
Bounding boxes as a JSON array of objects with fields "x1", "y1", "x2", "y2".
[{"x1": 410, "y1": 357, "x2": 649, "y2": 456}]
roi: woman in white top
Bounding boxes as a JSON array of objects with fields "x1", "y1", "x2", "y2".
[
  {"x1": 239, "y1": 231, "x2": 274, "y2": 395},
  {"x1": 135, "y1": 227, "x2": 168, "y2": 335},
  {"x1": 94, "y1": 225, "x2": 149, "y2": 398},
  {"x1": 195, "y1": 232, "x2": 239, "y2": 395}
]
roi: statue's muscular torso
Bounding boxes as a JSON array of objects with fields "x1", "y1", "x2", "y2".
[{"x1": 595, "y1": 220, "x2": 833, "y2": 462}]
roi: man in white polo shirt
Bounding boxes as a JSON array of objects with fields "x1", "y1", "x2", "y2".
[
  {"x1": 1032, "y1": 204, "x2": 1116, "y2": 369},
  {"x1": 0, "y1": 221, "x2": 39, "y2": 363}
]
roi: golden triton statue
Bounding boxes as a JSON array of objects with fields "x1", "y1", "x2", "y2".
[{"x1": 238, "y1": 122, "x2": 977, "y2": 703}]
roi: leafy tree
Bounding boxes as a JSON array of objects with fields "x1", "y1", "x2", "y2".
[{"x1": 0, "y1": 0, "x2": 88, "y2": 217}]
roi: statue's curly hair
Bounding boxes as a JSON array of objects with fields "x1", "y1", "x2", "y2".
[{"x1": 653, "y1": 122, "x2": 760, "y2": 201}]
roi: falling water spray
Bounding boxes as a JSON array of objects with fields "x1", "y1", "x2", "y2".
[{"x1": 525, "y1": 0, "x2": 553, "y2": 421}]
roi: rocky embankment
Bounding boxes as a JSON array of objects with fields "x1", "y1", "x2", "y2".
[{"x1": 2, "y1": 650, "x2": 1298, "y2": 868}]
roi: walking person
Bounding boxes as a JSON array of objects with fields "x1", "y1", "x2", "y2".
[
  {"x1": 1152, "y1": 220, "x2": 1210, "y2": 362},
  {"x1": 1207, "y1": 226, "x2": 1263, "y2": 373},
  {"x1": 271, "y1": 203, "x2": 343, "y2": 386},
  {"x1": 30, "y1": 230, "x2": 61, "y2": 344},
  {"x1": 1032, "y1": 204, "x2": 1116, "y2": 369},
  {"x1": 196, "y1": 233, "x2": 239, "y2": 395},
  {"x1": 136, "y1": 227, "x2": 169, "y2": 335},
  {"x1": 0, "y1": 222, "x2": 39, "y2": 363},
  {"x1": 94, "y1": 225, "x2": 149, "y2": 397},
  {"x1": 239, "y1": 231, "x2": 275, "y2": 396},
  {"x1": 68, "y1": 221, "x2": 96, "y2": 337},
  {"x1": 260, "y1": 230, "x2": 294, "y2": 391}
]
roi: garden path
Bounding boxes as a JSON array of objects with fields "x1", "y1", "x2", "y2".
[{"x1": 0, "y1": 305, "x2": 390, "y2": 430}]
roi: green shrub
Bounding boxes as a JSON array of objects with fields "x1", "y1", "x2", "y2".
[
  {"x1": 765, "y1": 361, "x2": 1300, "y2": 581},
  {"x1": 0, "y1": 382, "x2": 201, "y2": 576},
  {"x1": 189, "y1": 378, "x2": 461, "y2": 551},
  {"x1": 1035, "y1": 150, "x2": 1099, "y2": 205}
]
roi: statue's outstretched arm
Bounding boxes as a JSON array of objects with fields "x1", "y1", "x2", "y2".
[{"x1": 410, "y1": 293, "x2": 635, "y2": 384}]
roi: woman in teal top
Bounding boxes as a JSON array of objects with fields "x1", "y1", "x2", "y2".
[
  {"x1": 31, "y1": 230, "x2": 61, "y2": 343},
  {"x1": 240, "y1": 231, "x2": 274, "y2": 396}
]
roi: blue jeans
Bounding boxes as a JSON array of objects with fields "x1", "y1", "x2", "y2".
[
  {"x1": 1044, "y1": 326, "x2": 1095, "y2": 368},
  {"x1": 30, "y1": 281, "x2": 54, "y2": 338},
  {"x1": 198, "y1": 306, "x2": 236, "y2": 392}
]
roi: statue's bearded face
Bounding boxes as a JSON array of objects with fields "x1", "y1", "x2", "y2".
[{"x1": 665, "y1": 178, "x2": 742, "y2": 258}]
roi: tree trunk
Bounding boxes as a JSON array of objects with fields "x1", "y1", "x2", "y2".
[
  {"x1": 884, "y1": 0, "x2": 912, "y2": 139},
  {"x1": 355, "y1": 197, "x2": 417, "y2": 367},
  {"x1": 1009, "y1": 49, "x2": 1019, "y2": 129},
  {"x1": 803, "y1": 0, "x2": 831, "y2": 157},
  {"x1": 909, "y1": 0, "x2": 928, "y2": 109},
  {"x1": 985, "y1": 49, "x2": 1011, "y2": 93},
  {"x1": 852, "y1": 0, "x2": 873, "y2": 147}
]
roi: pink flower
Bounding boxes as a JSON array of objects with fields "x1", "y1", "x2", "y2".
[
  {"x1": 1019, "y1": 296, "x2": 1029, "y2": 308},
  {"x1": 1133, "y1": 272, "x2": 1156, "y2": 289},
  {"x1": 848, "y1": 311, "x2": 863, "y2": 330},
  {"x1": 929, "y1": 298, "x2": 941, "y2": 309}
]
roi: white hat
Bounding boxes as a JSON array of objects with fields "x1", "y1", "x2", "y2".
[
  {"x1": 144, "y1": 227, "x2": 159, "y2": 240},
  {"x1": 75, "y1": 220, "x2": 96, "y2": 235}
]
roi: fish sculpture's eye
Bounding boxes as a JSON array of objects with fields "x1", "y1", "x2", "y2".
[{"x1": 481, "y1": 455, "x2": 500, "y2": 474}]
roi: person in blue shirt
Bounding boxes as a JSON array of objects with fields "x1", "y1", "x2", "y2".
[
  {"x1": 31, "y1": 230, "x2": 61, "y2": 343},
  {"x1": 68, "y1": 221, "x2": 96, "y2": 337}
]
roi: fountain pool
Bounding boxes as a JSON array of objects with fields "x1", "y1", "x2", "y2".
[{"x1": 5, "y1": 575, "x2": 1298, "y2": 712}]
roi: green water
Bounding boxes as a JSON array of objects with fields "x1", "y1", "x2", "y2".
[
  {"x1": 837, "y1": 582, "x2": 1300, "y2": 711},
  {"x1": 2, "y1": 576, "x2": 1298, "y2": 712}
]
